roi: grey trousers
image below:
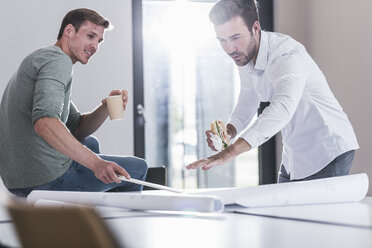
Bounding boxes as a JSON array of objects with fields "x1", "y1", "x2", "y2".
[{"x1": 278, "y1": 150, "x2": 355, "y2": 183}]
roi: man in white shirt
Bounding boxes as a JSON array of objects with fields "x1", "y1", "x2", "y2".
[{"x1": 186, "y1": 0, "x2": 359, "y2": 182}]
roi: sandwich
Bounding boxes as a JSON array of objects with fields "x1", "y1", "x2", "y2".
[{"x1": 210, "y1": 120, "x2": 230, "y2": 150}]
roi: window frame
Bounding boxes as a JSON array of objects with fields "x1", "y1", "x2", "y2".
[{"x1": 132, "y1": 0, "x2": 276, "y2": 185}]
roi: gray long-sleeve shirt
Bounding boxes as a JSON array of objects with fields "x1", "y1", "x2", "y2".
[{"x1": 0, "y1": 46, "x2": 81, "y2": 189}]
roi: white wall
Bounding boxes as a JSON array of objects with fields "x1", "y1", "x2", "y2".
[
  {"x1": 0, "y1": 0, "x2": 134, "y2": 157},
  {"x1": 274, "y1": 0, "x2": 372, "y2": 195}
]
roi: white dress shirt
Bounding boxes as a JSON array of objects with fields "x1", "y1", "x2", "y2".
[{"x1": 228, "y1": 31, "x2": 359, "y2": 180}]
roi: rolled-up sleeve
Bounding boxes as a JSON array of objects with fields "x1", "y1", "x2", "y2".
[
  {"x1": 31, "y1": 57, "x2": 72, "y2": 124},
  {"x1": 241, "y1": 52, "x2": 306, "y2": 148},
  {"x1": 32, "y1": 79, "x2": 66, "y2": 123}
]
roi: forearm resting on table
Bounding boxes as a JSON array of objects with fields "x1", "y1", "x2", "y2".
[
  {"x1": 73, "y1": 104, "x2": 109, "y2": 141},
  {"x1": 34, "y1": 117, "x2": 100, "y2": 170}
]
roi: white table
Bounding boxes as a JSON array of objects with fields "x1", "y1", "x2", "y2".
[{"x1": 1, "y1": 198, "x2": 372, "y2": 248}]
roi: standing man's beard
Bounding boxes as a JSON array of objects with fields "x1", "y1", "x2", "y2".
[{"x1": 230, "y1": 34, "x2": 257, "y2": 66}]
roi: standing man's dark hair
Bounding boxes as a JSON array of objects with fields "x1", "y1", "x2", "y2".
[
  {"x1": 209, "y1": 0, "x2": 259, "y2": 33},
  {"x1": 57, "y1": 8, "x2": 112, "y2": 40}
]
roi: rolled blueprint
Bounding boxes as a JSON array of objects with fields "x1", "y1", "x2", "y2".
[
  {"x1": 33, "y1": 199, "x2": 78, "y2": 207},
  {"x1": 196, "y1": 173, "x2": 369, "y2": 208},
  {"x1": 27, "y1": 191, "x2": 224, "y2": 213}
]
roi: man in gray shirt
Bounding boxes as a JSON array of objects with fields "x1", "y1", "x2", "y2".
[{"x1": 0, "y1": 8, "x2": 148, "y2": 197}]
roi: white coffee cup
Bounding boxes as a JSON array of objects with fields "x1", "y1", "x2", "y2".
[{"x1": 106, "y1": 95, "x2": 124, "y2": 120}]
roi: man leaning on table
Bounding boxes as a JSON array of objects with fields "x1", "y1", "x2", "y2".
[{"x1": 186, "y1": 0, "x2": 359, "y2": 183}]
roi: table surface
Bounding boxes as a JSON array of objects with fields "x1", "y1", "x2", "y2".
[{"x1": 1, "y1": 197, "x2": 372, "y2": 248}]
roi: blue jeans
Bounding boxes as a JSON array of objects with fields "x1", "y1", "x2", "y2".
[
  {"x1": 278, "y1": 150, "x2": 355, "y2": 183},
  {"x1": 9, "y1": 136, "x2": 148, "y2": 197}
]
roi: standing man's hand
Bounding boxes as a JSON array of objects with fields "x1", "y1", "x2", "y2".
[
  {"x1": 187, "y1": 148, "x2": 235, "y2": 170},
  {"x1": 92, "y1": 158, "x2": 131, "y2": 184},
  {"x1": 186, "y1": 138, "x2": 251, "y2": 170},
  {"x1": 102, "y1": 89, "x2": 129, "y2": 111},
  {"x1": 206, "y1": 123, "x2": 237, "y2": 151},
  {"x1": 226, "y1": 123, "x2": 237, "y2": 139},
  {"x1": 206, "y1": 130, "x2": 218, "y2": 151}
]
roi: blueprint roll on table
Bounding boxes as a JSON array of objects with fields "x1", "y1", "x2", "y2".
[{"x1": 27, "y1": 190, "x2": 224, "y2": 213}]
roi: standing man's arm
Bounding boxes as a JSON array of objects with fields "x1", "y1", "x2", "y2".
[
  {"x1": 73, "y1": 89, "x2": 128, "y2": 141},
  {"x1": 187, "y1": 52, "x2": 307, "y2": 171},
  {"x1": 187, "y1": 137, "x2": 251, "y2": 170}
]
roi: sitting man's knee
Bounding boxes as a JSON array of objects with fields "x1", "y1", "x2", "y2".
[
  {"x1": 139, "y1": 158, "x2": 149, "y2": 173},
  {"x1": 84, "y1": 136, "x2": 99, "y2": 145},
  {"x1": 82, "y1": 136, "x2": 100, "y2": 153},
  {"x1": 135, "y1": 158, "x2": 148, "y2": 180}
]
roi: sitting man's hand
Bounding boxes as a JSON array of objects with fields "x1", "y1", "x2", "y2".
[
  {"x1": 102, "y1": 89, "x2": 128, "y2": 111},
  {"x1": 92, "y1": 158, "x2": 130, "y2": 184}
]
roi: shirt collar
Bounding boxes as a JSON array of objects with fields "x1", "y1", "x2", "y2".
[{"x1": 253, "y1": 30, "x2": 268, "y2": 71}]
